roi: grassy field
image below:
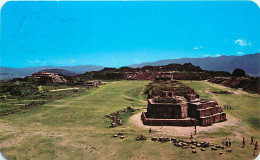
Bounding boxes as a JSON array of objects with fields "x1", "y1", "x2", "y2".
[
  {"x1": 0, "y1": 84, "x2": 85, "y2": 114},
  {"x1": 0, "y1": 80, "x2": 259, "y2": 160}
]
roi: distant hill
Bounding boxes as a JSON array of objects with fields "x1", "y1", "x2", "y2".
[
  {"x1": 129, "y1": 53, "x2": 260, "y2": 77},
  {"x1": 42, "y1": 69, "x2": 78, "y2": 77},
  {"x1": 77, "y1": 63, "x2": 230, "y2": 81},
  {"x1": 1, "y1": 53, "x2": 259, "y2": 80},
  {"x1": 0, "y1": 65, "x2": 104, "y2": 80}
]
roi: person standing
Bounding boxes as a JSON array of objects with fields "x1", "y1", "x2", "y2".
[
  {"x1": 253, "y1": 141, "x2": 258, "y2": 156},
  {"x1": 229, "y1": 139, "x2": 232, "y2": 148},
  {"x1": 225, "y1": 137, "x2": 229, "y2": 147},
  {"x1": 251, "y1": 136, "x2": 254, "y2": 145},
  {"x1": 242, "y1": 137, "x2": 245, "y2": 148}
]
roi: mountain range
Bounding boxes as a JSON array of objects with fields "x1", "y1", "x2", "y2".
[
  {"x1": 42, "y1": 69, "x2": 78, "y2": 77},
  {"x1": 0, "y1": 53, "x2": 259, "y2": 80},
  {"x1": 129, "y1": 53, "x2": 260, "y2": 77},
  {"x1": 0, "y1": 65, "x2": 104, "y2": 80}
]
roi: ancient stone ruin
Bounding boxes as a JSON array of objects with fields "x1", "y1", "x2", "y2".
[
  {"x1": 188, "y1": 99, "x2": 227, "y2": 126},
  {"x1": 142, "y1": 80, "x2": 227, "y2": 126},
  {"x1": 106, "y1": 107, "x2": 135, "y2": 128},
  {"x1": 124, "y1": 70, "x2": 205, "y2": 81},
  {"x1": 77, "y1": 80, "x2": 102, "y2": 87},
  {"x1": 124, "y1": 71, "x2": 161, "y2": 80},
  {"x1": 28, "y1": 71, "x2": 67, "y2": 83}
]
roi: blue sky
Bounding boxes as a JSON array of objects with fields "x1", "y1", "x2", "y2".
[{"x1": 0, "y1": 1, "x2": 260, "y2": 68}]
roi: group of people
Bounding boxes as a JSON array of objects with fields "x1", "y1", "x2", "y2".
[
  {"x1": 248, "y1": 136, "x2": 258, "y2": 156},
  {"x1": 149, "y1": 128, "x2": 259, "y2": 156},
  {"x1": 224, "y1": 105, "x2": 232, "y2": 109},
  {"x1": 222, "y1": 137, "x2": 232, "y2": 148}
]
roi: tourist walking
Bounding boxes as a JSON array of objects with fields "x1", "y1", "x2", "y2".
[{"x1": 229, "y1": 139, "x2": 232, "y2": 148}]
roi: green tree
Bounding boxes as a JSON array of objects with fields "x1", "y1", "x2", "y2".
[{"x1": 232, "y1": 68, "x2": 246, "y2": 77}]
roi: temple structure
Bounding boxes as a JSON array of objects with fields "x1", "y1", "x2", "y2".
[
  {"x1": 142, "y1": 80, "x2": 227, "y2": 126},
  {"x1": 28, "y1": 71, "x2": 67, "y2": 83}
]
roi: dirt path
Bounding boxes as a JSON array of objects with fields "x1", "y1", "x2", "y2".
[
  {"x1": 49, "y1": 87, "x2": 79, "y2": 92},
  {"x1": 129, "y1": 112, "x2": 238, "y2": 137}
]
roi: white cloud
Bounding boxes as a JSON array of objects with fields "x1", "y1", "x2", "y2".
[
  {"x1": 235, "y1": 39, "x2": 247, "y2": 46},
  {"x1": 193, "y1": 46, "x2": 204, "y2": 50},
  {"x1": 215, "y1": 54, "x2": 221, "y2": 57},
  {"x1": 70, "y1": 60, "x2": 76, "y2": 63},
  {"x1": 204, "y1": 54, "x2": 211, "y2": 57},
  {"x1": 27, "y1": 60, "x2": 40, "y2": 64},
  {"x1": 237, "y1": 52, "x2": 245, "y2": 55},
  {"x1": 235, "y1": 39, "x2": 252, "y2": 47}
]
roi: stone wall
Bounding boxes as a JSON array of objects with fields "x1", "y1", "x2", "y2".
[
  {"x1": 147, "y1": 99, "x2": 188, "y2": 119},
  {"x1": 124, "y1": 72, "x2": 161, "y2": 80},
  {"x1": 197, "y1": 106, "x2": 223, "y2": 117},
  {"x1": 189, "y1": 106, "x2": 223, "y2": 119},
  {"x1": 184, "y1": 94, "x2": 197, "y2": 101},
  {"x1": 142, "y1": 112, "x2": 199, "y2": 126},
  {"x1": 200, "y1": 112, "x2": 227, "y2": 126},
  {"x1": 188, "y1": 100, "x2": 217, "y2": 110}
]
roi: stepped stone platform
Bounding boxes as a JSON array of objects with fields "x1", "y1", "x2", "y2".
[
  {"x1": 188, "y1": 99, "x2": 226, "y2": 125},
  {"x1": 28, "y1": 71, "x2": 67, "y2": 83},
  {"x1": 142, "y1": 96, "x2": 227, "y2": 126}
]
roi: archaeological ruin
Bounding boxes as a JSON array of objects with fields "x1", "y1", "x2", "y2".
[
  {"x1": 77, "y1": 80, "x2": 102, "y2": 87},
  {"x1": 142, "y1": 79, "x2": 227, "y2": 126},
  {"x1": 124, "y1": 71, "x2": 161, "y2": 80},
  {"x1": 28, "y1": 71, "x2": 68, "y2": 83}
]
